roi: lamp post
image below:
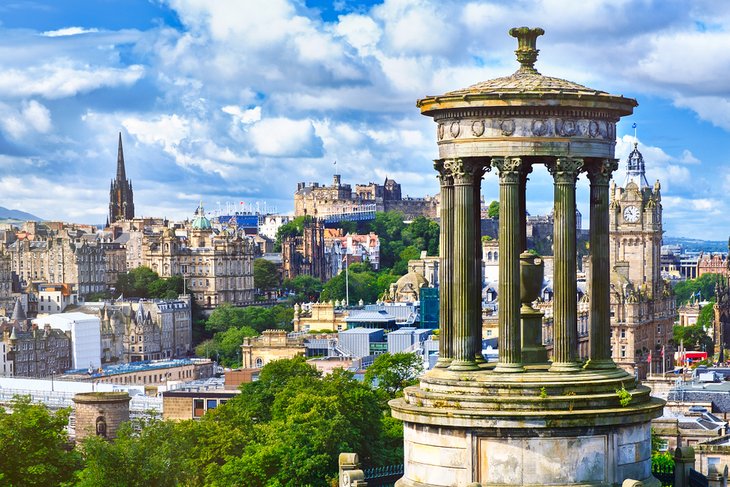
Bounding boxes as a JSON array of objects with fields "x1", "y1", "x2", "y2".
[
  {"x1": 51, "y1": 369, "x2": 55, "y2": 392},
  {"x1": 344, "y1": 255, "x2": 349, "y2": 308}
]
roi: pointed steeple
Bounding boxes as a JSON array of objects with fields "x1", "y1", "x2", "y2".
[
  {"x1": 11, "y1": 298, "x2": 26, "y2": 322},
  {"x1": 116, "y1": 132, "x2": 126, "y2": 182},
  {"x1": 624, "y1": 142, "x2": 650, "y2": 189}
]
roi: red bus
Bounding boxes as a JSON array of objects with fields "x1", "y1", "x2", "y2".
[{"x1": 674, "y1": 351, "x2": 708, "y2": 366}]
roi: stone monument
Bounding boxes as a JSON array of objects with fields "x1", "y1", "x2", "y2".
[
  {"x1": 389, "y1": 27, "x2": 664, "y2": 486},
  {"x1": 72, "y1": 391, "x2": 131, "y2": 441}
]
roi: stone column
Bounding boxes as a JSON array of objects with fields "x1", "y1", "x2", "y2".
[
  {"x1": 446, "y1": 158, "x2": 480, "y2": 371},
  {"x1": 473, "y1": 162, "x2": 487, "y2": 363},
  {"x1": 547, "y1": 156, "x2": 583, "y2": 373},
  {"x1": 518, "y1": 166, "x2": 531, "y2": 252},
  {"x1": 492, "y1": 157, "x2": 524, "y2": 373},
  {"x1": 434, "y1": 159, "x2": 453, "y2": 368},
  {"x1": 585, "y1": 159, "x2": 618, "y2": 369}
]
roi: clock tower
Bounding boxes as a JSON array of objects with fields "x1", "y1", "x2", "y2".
[{"x1": 609, "y1": 142, "x2": 675, "y2": 379}]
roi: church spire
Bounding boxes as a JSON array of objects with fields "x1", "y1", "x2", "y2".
[{"x1": 117, "y1": 132, "x2": 126, "y2": 182}]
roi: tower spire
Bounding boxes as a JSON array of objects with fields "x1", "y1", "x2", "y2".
[{"x1": 117, "y1": 132, "x2": 126, "y2": 182}]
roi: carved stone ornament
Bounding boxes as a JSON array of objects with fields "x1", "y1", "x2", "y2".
[
  {"x1": 589, "y1": 121, "x2": 600, "y2": 138},
  {"x1": 556, "y1": 118, "x2": 577, "y2": 137},
  {"x1": 449, "y1": 121, "x2": 461, "y2": 138},
  {"x1": 499, "y1": 119, "x2": 515, "y2": 136},
  {"x1": 587, "y1": 158, "x2": 618, "y2": 185},
  {"x1": 472, "y1": 120, "x2": 486, "y2": 137},
  {"x1": 491, "y1": 157, "x2": 523, "y2": 181},
  {"x1": 547, "y1": 157, "x2": 583, "y2": 183},
  {"x1": 444, "y1": 158, "x2": 483, "y2": 184},
  {"x1": 437, "y1": 123, "x2": 444, "y2": 141},
  {"x1": 531, "y1": 119, "x2": 548, "y2": 136},
  {"x1": 434, "y1": 159, "x2": 452, "y2": 185}
]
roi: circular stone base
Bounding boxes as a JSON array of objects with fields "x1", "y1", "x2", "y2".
[{"x1": 390, "y1": 367, "x2": 664, "y2": 486}]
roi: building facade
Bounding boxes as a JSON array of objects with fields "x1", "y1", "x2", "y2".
[{"x1": 609, "y1": 143, "x2": 675, "y2": 379}]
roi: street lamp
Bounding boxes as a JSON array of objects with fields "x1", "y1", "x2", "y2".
[
  {"x1": 51, "y1": 369, "x2": 55, "y2": 392},
  {"x1": 343, "y1": 254, "x2": 349, "y2": 307}
]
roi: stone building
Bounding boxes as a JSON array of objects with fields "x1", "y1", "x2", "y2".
[
  {"x1": 0, "y1": 253, "x2": 13, "y2": 316},
  {"x1": 292, "y1": 302, "x2": 348, "y2": 332},
  {"x1": 77, "y1": 297, "x2": 193, "y2": 363},
  {"x1": 698, "y1": 252, "x2": 730, "y2": 279},
  {"x1": 141, "y1": 204, "x2": 256, "y2": 309},
  {"x1": 281, "y1": 218, "x2": 326, "y2": 280},
  {"x1": 241, "y1": 329, "x2": 305, "y2": 368},
  {"x1": 5, "y1": 223, "x2": 108, "y2": 297},
  {"x1": 324, "y1": 229, "x2": 381, "y2": 275},
  {"x1": 0, "y1": 316, "x2": 72, "y2": 378},
  {"x1": 108, "y1": 133, "x2": 135, "y2": 223},
  {"x1": 609, "y1": 143, "x2": 676, "y2": 379},
  {"x1": 294, "y1": 174, "x2": 438, "y2": 220},
  {"x1": 714, "y1": 279, "x2": 730, "y2": 359}
]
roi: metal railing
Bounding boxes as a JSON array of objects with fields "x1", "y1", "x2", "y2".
[
  {"x1": 0, "y1": 388, "x2": 162, "y2": 413},
  {"x1": 363, "y1": 464, "x2": 404, "y2": 487}
]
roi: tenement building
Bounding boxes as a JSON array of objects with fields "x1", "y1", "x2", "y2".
[
  {"x1": 294, "y1": 174, "x2": 439, "y2": 220},
  {"x1": 609, "y1": 143, "x2": 675, "y2": 379},
  {"x1": 109, "y1": 133, "x2": 135, "y2": 223},
  {"x1": 389, "y1": 27, "x2": 663, "y2": 486}
]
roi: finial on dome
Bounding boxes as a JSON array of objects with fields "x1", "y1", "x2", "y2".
[{"x1": 509, "y1": 26, "x2": 545, "y2": 73}]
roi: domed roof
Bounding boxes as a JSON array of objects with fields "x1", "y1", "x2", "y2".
[
  {"x1": 192, "y1": 202, "x2": 212, "y2": 230},
  {"x1": 417, "y1": 27, "x2": 636, "y2": 116},
  {"x1": 395, "y1": 270, "x2": 429, "y2": 290}
]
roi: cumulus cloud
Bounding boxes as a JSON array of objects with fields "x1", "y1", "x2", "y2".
[
  {"x1": 248, "y1": 118, "x2": 324, "y2": 158},
  {"x1": 0, "y1": 62, "x2": 144, "y2": 99}
]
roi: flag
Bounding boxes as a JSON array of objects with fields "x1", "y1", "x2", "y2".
[
  {"x1": 632, "y1": 123, "x2": 637, "y2": 129},
  {"x1": 647, "y1": 351, "x2": 652, "y2": 363}
]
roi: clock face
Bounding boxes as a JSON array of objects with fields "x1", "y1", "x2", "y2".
[{"x1": 623, "y1": 205, "x2": 640, "y2": 223}]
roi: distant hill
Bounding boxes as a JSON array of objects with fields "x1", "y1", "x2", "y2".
[
  {"x1": 664, "y1": 236, "x2": 727, "y2": 253},
  {"x1": 0, "y1": 206, "x2": 42, "y2": 222}
]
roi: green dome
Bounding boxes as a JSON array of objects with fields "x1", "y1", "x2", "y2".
[{"x1": 192, "y1": 203, "x2": 211, "y2": 230}]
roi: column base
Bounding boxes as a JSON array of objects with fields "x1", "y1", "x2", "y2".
[
  {"x1": 494, "y1": 362, "x2": 525, "y2": 373},
  {"x1": 475, "y1": 354, "x2": 488, "y2": 364},
  {"x1": 449, "y1": 360, "x2": 480, "y2": 371},
  {"x1": 584, "y1": 358, "x2": 617, "y2": 370},
  {"x1": 434, "y1": 358, "x2": 453, "y2": 368},
  {"x1": 549, "y1": 362, "x2": 582, "y2": 373}
]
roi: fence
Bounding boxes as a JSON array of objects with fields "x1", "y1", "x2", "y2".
[
  {"x1": 363, "y1": 465, "x2": 404, "y2": 487},
  {"x1": 652, "y1": 463, "x2": 674, "y2": 487},
  {"x1": 689, "y1": 468, "x2": 709, "y2": 487}
]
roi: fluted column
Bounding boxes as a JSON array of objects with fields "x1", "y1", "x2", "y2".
[
  {"x1": 473, "y1": 162, "x2": 487, "y2": 363},
  {"x1": 434, "y1": 159, "x2": 453, "y2": 368},
  {"x1": 518, "y1": 167, "x2": 531, "y2": 252},
  {"x1": 446, "y1": 158, "x2": 480, "y2": 371},
  {"x1": 547, "y1": 156, "x2": 583, "y2": 373},
  {"x1": 585, "y1": 159, "x2": 618, "y2": 369},
  {"x1": 492, "y1": 157, "x2": 524, "y2": 373}
]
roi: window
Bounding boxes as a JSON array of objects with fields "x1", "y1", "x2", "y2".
[
  {"x1": 193, "y1": 399, "x2": 205, "y2": 418},
  {"x1": 620, "y1": 329, "x2": 626, "y2": 339},
  {"x1": 206, "y1": 399, "x2": 218, "y2": 410},
  {"x1": 255, "y1": 358, "x2": 264, "y2": 368},
  {"x1": 620, "y1": 346, "x2": 626, "y2": 358}
]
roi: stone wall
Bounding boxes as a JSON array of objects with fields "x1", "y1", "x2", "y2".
[{"x1": 73, "y1": 392, "x2": 130, "y2": 441}]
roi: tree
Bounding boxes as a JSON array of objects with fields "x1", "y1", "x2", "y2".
[
  {"x1": 253, "y1": 258, "x2": 279, "y2": 293},
  {"x1": 0, "y1": 396, "x2": 82, "y2": 487},
  {"x1": 206, "y1": 303, "x2": 247, "y2": 333},
  {"x1": 487, "y1": 200, "x2": 499, "y2": 219},
  {"x1": 274, "y1": 215, "x2": 313, "y2": 251},
  {"x1": 392, "y1": 245, "x2": 421, "y2": 275},
  {"x1": 364, "y1": 352, "x2": 424, "y2": 398},
  {"x1": 283, "y1": 274, "x2": 323, "y2": 302},
  {"x1": 674, "y1": 273, "x2": 723, "y2": 305}
]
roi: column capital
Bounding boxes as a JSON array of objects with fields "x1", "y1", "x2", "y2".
[
  {"x1": 586, "y1": 158, "x2": 619, "y2": 186},
  {"x1": 444, "y1": 158, "x2": 485, "y2": 185},
  {"x1": 491, "y1": 156, "x2": 525, "y2": 183},
  {"x1": 434, "y1": 159, "x2": 454, "y2": 185},
  {"x1": 547, "y1": 156, "x2": 584, "y2": 184}
]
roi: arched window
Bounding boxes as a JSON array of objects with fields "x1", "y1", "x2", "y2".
[{"x1": 255, "y1": 358, "x2": 264, "y2": 368}]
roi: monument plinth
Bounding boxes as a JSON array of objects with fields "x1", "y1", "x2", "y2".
[{"x1": 390, "y1": 27, "x2": 664, "y2": 486}]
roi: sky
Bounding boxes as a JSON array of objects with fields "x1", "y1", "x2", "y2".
[{"x1": 0, "y1": 0, "x2": 728, "y2": 240}]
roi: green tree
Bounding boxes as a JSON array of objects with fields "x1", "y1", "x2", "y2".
[
  {"x1": 674, "y1": 273, "x2": 723, "y2": 305},
  {"x1": 76, "y1": 418, "x2": 199, "y2": 487},
  {"x1": 274, "y1": 215, "x2": 313, "y2": 251},
  {"x1": 206, "y1": 303, "x2": 247, "y2": 333},
  {"x1": 403, "y1": 216, "x2": 440, "y2": 256},
  {"x1": 0, "y1": 396, "x2": 82, "y2": 487},
  {"x1": 253, "y1": 258, "x2": 280, "y2": 293},
  {"x1": 283, "y1": 274, "x2": 323, "y2": 302},
  {"x1": 487, "y1": 200, "x2": 499, "y2": 219},
  {"x1": 674, "y1": 301, "x2": 714, "y2": 352},
  {"x1": 392, "y1": 245, "x2": 421, "y2": 275},
  {"x1": 364, "y1": 352, "x2": 424, "y2": 398}
]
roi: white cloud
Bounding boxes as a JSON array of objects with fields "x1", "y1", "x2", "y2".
[
  {"x1": 0, "y1": 61, "x2": 144, "y2": 99},
  {"x1": 679, "y1": 149, "x2": 700, "y2": 164},
  {"x1": 221, "y1": 105, "x2": 261, "y2": 124},
  {"x1": 248, "y1": 118, "x2": 323, "y2": 157},
  {"x1": 0, "y1": 100, "x2": 52, "y2": 139},
  {"x1": 41, "y1": 27, "x2": 99, "y2": 37}
]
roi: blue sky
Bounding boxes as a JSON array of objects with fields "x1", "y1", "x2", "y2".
[{"x1": 0, "y1": 0, "x2": 728, "y2": 239}]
